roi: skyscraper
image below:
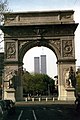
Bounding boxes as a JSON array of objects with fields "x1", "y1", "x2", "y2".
[
  {"x1": 34, "y1": 57, "x2": 40, "y2": 73},
  {"x1": 34, "y1": 55, "x2": 47, "y2": 74},
  {"x1": 41, "y1": 55, "x2": 47, "y2": 74}
]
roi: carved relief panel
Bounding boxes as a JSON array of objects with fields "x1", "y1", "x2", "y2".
[
  {"x1": 62, "y1": 40, "x2": 73, "y2": 57},
  {"x1": 19, "y1": 41, "x2": 29, "y2": 50},
  {"x1": 4, "y1": 66, "x2": 18, "y2": 88},
  {"x1": 62, "y1": 67, "x2": 70, "y2": 87},
  {"x1": 49, "y1": 39, "x2": 61, "y2": 55},
  {"x1": 62, "y1": 66, "x2": 76, "y2": 88},
  {"x1": 5, "y1": 42, "x2": 17, "y2": 60}
]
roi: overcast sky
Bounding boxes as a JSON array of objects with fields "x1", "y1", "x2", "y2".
[
  {"x1": 8, "y1": 0, "x2": 80, "y2": 12},
  {"x1": 0, "y1": 0, "x2": 80, "y2": 79}
]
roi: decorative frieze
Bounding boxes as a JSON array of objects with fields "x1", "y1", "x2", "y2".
[{"x1": 4, "y1": 10, "x2": 74, "y2": 26}]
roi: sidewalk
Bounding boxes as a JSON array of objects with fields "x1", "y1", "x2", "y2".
[{"x1": 15, "y1": 100, "x2": 75, "y2": 106}]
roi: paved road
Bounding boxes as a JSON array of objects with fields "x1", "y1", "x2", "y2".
[{"x1": 6, "y1": 102, "x2": 80, "y2": 120}]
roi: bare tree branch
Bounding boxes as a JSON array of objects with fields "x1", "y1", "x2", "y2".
[{"x1": 0, "y1": 0, "x2": 8, "y2": 24}]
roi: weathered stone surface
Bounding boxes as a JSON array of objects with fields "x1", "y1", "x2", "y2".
[
  {"x1": 4, "y1": 10, "x2": 74, "y2": 26},
  {"x1": 1, "y1": 10, "x2": 78, "y2": 101}
]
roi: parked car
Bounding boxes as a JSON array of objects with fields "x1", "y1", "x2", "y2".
[
  {"x1": 4, "y1": 100, "x2": 15, "y2": 114},
  {"x1": 0, "y1": 100, "x2": 8, "y2": 120}
]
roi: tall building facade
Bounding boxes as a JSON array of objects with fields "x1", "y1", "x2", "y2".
[
  {"x1": 34, "y1": 55, "x2": 47, "y2": 74},
  {"x1": 34, "y1": 57, "x2": 40, "y2": 73},
  {"x1": 41, "y1": 55, "x2": 47, "y2": 74}
]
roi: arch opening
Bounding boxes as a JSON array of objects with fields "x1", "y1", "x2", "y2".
[
  {"x1": 22, "y1": 46, "x2": 58, "y2": 97},
  {"x1": 23, "y1": 46, "x2": 57, "y2": 78}
]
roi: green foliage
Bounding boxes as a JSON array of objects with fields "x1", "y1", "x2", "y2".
[{"x1": 22, "y1": 72, "x2": 55, "y2": 96}]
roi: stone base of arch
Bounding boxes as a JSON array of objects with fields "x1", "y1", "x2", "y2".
[
  {"x1": 4, "y1": 88, "x2": 15, "y2": 102},
  {"x1": 3, "y1": 86, "x2": 23, "y2": 102},
  {"x1": 65, "y1": 87, "x2": 76, "y2": 101},
  {"x1": 58, "y1": 86, "x2": 76, "y2": 101}
]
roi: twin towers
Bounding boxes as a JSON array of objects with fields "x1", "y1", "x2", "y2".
[{"x1": 34, "y1": 55, "x2": 47, "y2": 74}]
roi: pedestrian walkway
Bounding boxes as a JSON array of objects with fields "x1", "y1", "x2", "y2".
[
  {"x1": 16, "y1": 100, "x2": 75, "y2": 106},
  {"x1": 7, "y1": 102, "x2": 80, "y2": 120}
]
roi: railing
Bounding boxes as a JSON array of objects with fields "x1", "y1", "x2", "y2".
[{"x1": 24, "y1": 96, "x2": 58, "y2": 102}]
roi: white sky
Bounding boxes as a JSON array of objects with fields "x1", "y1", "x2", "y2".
[{"x1": 0, "y1": 0, "x2": 80, "y2": 79}]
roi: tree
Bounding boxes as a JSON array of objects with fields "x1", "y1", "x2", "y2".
[
  {"x1": 32, "y1": 74, "x2": 48, "y2": 95},
  {"x1": 22, "y1": 72, "x2": 55, "y2": 96},
  {"x1": 0, "y1": 0, "x2": 8, "y2": 24}
]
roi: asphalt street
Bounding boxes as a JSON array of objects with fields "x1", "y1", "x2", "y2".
[{"x1": 5, "y1": 102, "x2": 80, "y2": 120}]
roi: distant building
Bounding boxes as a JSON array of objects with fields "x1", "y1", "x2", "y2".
[
  {"x1": 41, "y1": 55, "x2": 47, "y2": 74},
  {"x1": 34, "y1": 57, "x2": 40, "y2": 73},
  {"x1": 34, "y1": 55, "x2": 47, "y2": 74}
]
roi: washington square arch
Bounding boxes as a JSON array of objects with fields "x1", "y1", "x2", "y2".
[{"x1": 1, "y1": 10, "x2": 78, "y2": 101}]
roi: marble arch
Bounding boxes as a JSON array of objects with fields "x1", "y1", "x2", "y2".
[{"x1": 1, "y1": 10, "x2": 78, "y2": 101}]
